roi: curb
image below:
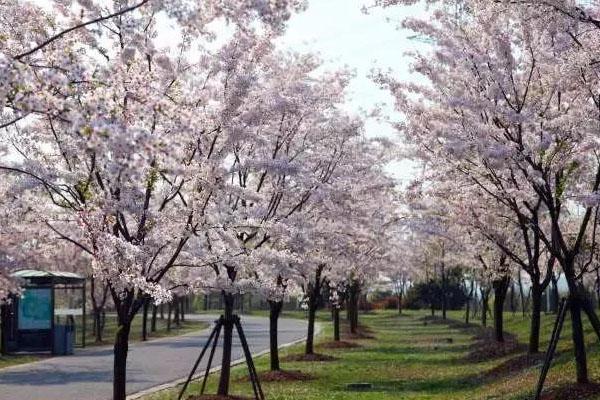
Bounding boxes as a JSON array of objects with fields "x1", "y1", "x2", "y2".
[{"x1": 127, "y1": 322, "x2": 322, "y2": 400}]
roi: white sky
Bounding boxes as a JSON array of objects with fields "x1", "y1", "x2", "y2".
[{"x1": 276, "y1": 1, "x2": 428, "y2": 183}]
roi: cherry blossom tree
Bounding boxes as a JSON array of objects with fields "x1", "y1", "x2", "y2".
[
  {"x1": 379, "y1": 0, "x2": 600, "y2": 381},
  {"x1": 0, "y1": 1, "x2": 305, "y2": 398}
]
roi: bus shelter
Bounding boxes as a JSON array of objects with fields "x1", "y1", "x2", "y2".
[{"x1": 1, "y1": 270, "x2": 86, "y2": 354}]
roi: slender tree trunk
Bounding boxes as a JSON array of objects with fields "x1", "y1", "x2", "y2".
[
  {"x1": 492, "y1": 277, "x2": 510, "y2": 342},
  {"x1": 441, "y1": 264, "x2": 447, "y2": 320},
  {"x1": 305, "y1": 265, "x2": 324, "y2": 355},
  {"x1": 529, "y1": 283, "x2": 543, "y2": 354},
  {"x1": 397, "y1": 292, "x2": 403, "y2": 314},
  {"x1": 518, "y1": 272, "x2": 526, "y2": 317},
  {"x1": 94, "y1": 310, "x2": 103, "y2": 343},
  {"x1": 581, "y1": 294, "x2": 600, "y2": 341},
  {"x1": 173, "y1": 295, "x2": 180, "y2": 327},
  {"x1": 333, "y1": 307, "x2": 340, "y2": 341},
  {"x1": 113, "y1": 318, "x2": 132, "y2": 400},
  {"x1": 596, "y1": 270, "x2": 600, "y2": 311},
  {"x1": 217, "y1": 292, "x2": 235, "y2": 396},
  {"x1": 151, "y1": 305, "x2": 157, "y2": 333},
  {"x1": 160, "y1": 303, "x2": 164, "y2": 320},
  {"x1": 550, "y1": 274, "x2": 560, "y2": 314},
  {"x1": 306, "y1": 302, "x2": 317, "y2": 355},
  {"x1": 269, "y1": 300, "x2": 283, "y2": 371},
  {"x1": 570, "y1": 295, "x2": 588, "y2": 383},
  {"x1": 1, "y1": 304, "x2": 8, "y2": 355},
  {"x1": 180, "y1": 296, "x2": 185, "y2": 322},
  {"x1": 481, "y1": 290, "x2": 489, "y2": 327},
  {"x1": 166, "y1": 302, "x2": 172, "y2": 331},
  {"x1": 348, "y1": 281, "x2": 360, "y2": 333}
]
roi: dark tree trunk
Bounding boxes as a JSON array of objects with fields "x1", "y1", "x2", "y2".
[
  {"x1": 529, "y1": 283, "x2": 543, "y2": 354},
  {"x1": 269, "y1": 300, "x2": 283, "y2": 371},
  {"x1": 305, "y1": 265, "x2": 325, "y2": 355},
  {"x1": 217, "y1": 292, "x2": 235, "y2": 396},
  {"x1": 581, "y1": 294, "x2": 600, "y2": 341},
  {"x1": 346, "y1": 300, "x2": 350, "y2": 321},
  {"x1": 441, "y1": 264, "x2": 447, "y2": 320},
  {"x1": 180, "y1": 296, "x2": 185, "y2": 322},
  {"x1": 509, "y1": 283, "x2": 516, "y2": 314},
  {"x1": 397, "y1": 292, "x2": 403, "y2": 314},
  {"x1": 94, "y1": 310, "x2": 104, "y2": 343},
  {"x1": 160, "y1": 303, "x2": 164, "y2": 320},
  {"x1": 561, "y1": 259, "x2": 590, "y2": 384},
  {"x1": 151, "y1": 305, "x2": 157, "y2": 333},
  {"x1": 570, "y1": 295, "x2": 589, "y2": 383},
  {"x1": 597, "y1": 270, "x2": 600, "y2": 311},
  {"x1": 0, "y1": 304, "x2": 8, "y2": 355},
  {"x1": 333, "y1": 307, "x2": 340, "y2": 341},
  {"x1": 90, "y1": 278, "x2": 109, "y2": 344},
  {"x1": 481, "y1": 290, "x2": 490, "y2": 327},
  {"x1": 492, "y1": 276, "x2": 510, "y2": 342},
  {"x1": 550, "y1": 273, "x2": 560, "y2": 314},
  {"x1": 173, "y1": 295, "x2": 180, "y2": 327},
  {"x1": 113, "y1": 318, "x2": 132, "y2": 400},
  {"x1": 166, "y1": 302, "x2": 172, "y2": 331},
  {"x1": 142, "y1": 297, "x2": 149, "y2": 341},
  {"x1": 306, "y1": 302, "x2": 317, "y2": 355},
  {"x1": 348, "y1": 280, "x2": 360, "y2": 333},
  {"x1": 518, "y1": 272, "x2": 527, "y2": 317}
]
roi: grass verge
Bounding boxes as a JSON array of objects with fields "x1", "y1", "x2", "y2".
[{"x1": 142, "y1": 309, "x2": 600, "y2": 400}]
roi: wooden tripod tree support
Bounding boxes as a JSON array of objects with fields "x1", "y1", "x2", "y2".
[
  {"x1": 178, "y1": 315, "x2": 265, "y2": 400},
  {"x1": 534, "y1": 298, "x2": 569, "y2": 400}
]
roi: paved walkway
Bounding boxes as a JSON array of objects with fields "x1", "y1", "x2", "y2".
[{"x1": 0, "y1": 314, "x2": 307, "y2": 400}]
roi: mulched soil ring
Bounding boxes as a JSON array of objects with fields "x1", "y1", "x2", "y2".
[
  {"x1": 282, "y1": 353, "x2": 337, "y2": 362},
  {"x1": 318, "y1": 340, "x2": 362, "y2": 349},
  {"x1": 419, "y1": 315, "x2": 524, "y2": 362},
  {"x1": 465, "y1": 328, "x2": 524, "y2": 362},
  {"x1": 187, "y1": 395, "x2": 253, "y2": 400},
  {"x1": 539, "y1": 382, "x2": 600, "y2": 400},
  {"x1": 479, "y1": 352, "x2": 545, "y2": 380},
  {"x1": 258, "y1": 369, "x2": 315, "y2": 382}
]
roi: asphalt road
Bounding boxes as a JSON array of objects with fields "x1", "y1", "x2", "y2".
[{"x1": 0, "y1": 314, "x2": 308, "y2": 400}]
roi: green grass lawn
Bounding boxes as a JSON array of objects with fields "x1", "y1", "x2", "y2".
[
  {"x1": 0, "y1": 354, "x2": 47, "y2": 370},
  {"x1": 143, "y1": 309, "x2": 600, "y2": 400}
]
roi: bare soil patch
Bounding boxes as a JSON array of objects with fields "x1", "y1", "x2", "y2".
[
  {"x1": 258, "y1": 370, "x2": 315, "y2": 382},
  {"x1": 187, "y1": 395, "x2": 253, "y2": 400},
  {"x1": 539, "y1": 382, "x2": 600, "y2": 400},
  {"x1": 420, "y1": 315, "x2": 524, "y2": 361},
  {"x1": 480, "y1": 353, "x2": 545, "y2": 380},
  {"x1": 465, "y1": 328, "x2": 524, "y2": 362}
]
